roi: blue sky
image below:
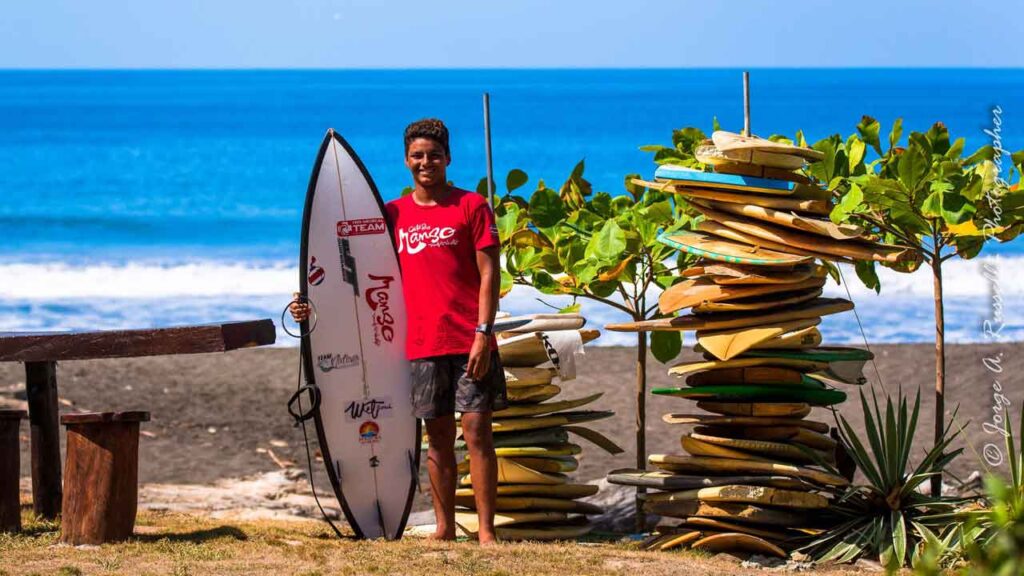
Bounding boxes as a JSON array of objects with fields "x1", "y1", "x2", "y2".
[{"x1": 2, "y1": 0, "x2": 1021, "y2": 68}]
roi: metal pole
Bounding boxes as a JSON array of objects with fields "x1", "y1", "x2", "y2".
[
  {"x1": 743, "y1": 71, "x2": 751, "y2": 137},
  {"x1": 483, "y1": 93, "x2": 496, "y2": 209}
]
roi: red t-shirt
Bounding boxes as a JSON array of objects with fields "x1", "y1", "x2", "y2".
[{"x1": 386, "y1": 188, "x2": 499, "y2": 360}]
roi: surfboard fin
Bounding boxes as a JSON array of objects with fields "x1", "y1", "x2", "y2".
[
  {"x1": 408, "y1": 450, "x2": 422, "y2": 493},
  {"x1": 375, "y1": 499, "x2": 388, "y2": 540}
]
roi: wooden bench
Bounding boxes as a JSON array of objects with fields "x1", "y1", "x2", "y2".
[{"x1": 0, "y1": 319, "x2": 276, "y2": 520}]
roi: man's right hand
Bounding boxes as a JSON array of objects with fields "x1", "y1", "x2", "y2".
[{"x1": 289, "y1": 292, "x2": 311, "y2": 323}]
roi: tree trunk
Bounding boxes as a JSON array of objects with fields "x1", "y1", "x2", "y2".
[
  {"x1": 635, "y1": 329, "x2": 647, "y2": 533},
  {"x1": 931, "y1": 256, "x2": 946, "y2": 497}
]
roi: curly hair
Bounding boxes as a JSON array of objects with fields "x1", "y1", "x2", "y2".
[{"x1": 404, "y1": 118, "x2": 450, "y2": 157}]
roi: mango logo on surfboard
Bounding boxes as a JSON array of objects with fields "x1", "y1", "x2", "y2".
[
  {"x1": 358, "y1": 421, "x2": 380, "y2": 444},
  {"x1": 338, "y1": 218, "x2": 387, "y2": 237},
  {"x1": 365, "y1": 274, "x2": 396, "y2": 345}
]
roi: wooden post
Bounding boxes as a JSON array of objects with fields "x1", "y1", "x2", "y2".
[
  {"x1": 635, "y1": 330, "x2": 647, "y2": 533},
  {"x1": 60, "y1": 411, "x2": 150, "y2": 545},
  {"x1": 743, "y1": 71, "x2": 751, "y2": 137},
  {"x1": 0, "y1": 410, "x2": 27, "y2": 533},
  {"x1": 25, "y1": 361, "x2": 61, "y2": 519}
]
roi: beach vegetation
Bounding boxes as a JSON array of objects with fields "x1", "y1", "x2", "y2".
[
  {"x1": 804, "y1": 388, "x2": 966, "y2": 571},
  {"x1": 818, "y1": 118, "x2": 1024, "y2": 495}
]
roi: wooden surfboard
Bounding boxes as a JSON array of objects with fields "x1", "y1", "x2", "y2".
[
  {"x1": 692, "y1": 287, "x2": 822, "y2": 314},
  {"x1": 606, "y1": 298, "x2": 853, "y2": 333},
  {"x1": 685, "y1": 365, "x2": 821, "y2": 387},
  {"x1": 634, "y1": 178, "x2": 829, "y2": 214},
  {"x1": 494, "y1": 393, "x2": 602, "y2": 418},
  {"x1": 497, "y1": 330, "x2": 601, "y2": 367},
  {"x1": 694, "y1": 201, "x2": 916, "y2": 264},
  {"x1": 657, "y1": 231, "x2": 813, "y2": 267},
  {"x1": 682, "y1": 262, "x2": 826, "y2": 285},
  {"x1": 697, "y1": 402, "x2": 812, "y2": 418},
  {"x1": 456, "y1": 483, "x2": 599, "y2": 499},
  {"x1": 503, "y1": 367, "x2": 556, "y2": 388},
  {"x1": 702, "y1": 199, "x2": 864, "y2": 240},
  {"x1": 661, "y1": 413, "x2": 831, "y2": 433},
  {"x1": 692, "y1": 533, "x2": 788, "y2": 558},
  {"x1": 606, "y1": 469, "x2": 809, "y2": 491},
  {"x1": 644, "y1": 484, "x2": 829, "y2": 509},
  {"x1": 695, "y1": 219, "x2": 849, "y2": 263},
  {"x1": 695, "y1": 142, "x2": 807, "y2": 170},
  {"x1": 694, "y1": 318, "x2": 821, "y2": 361},
  {"x1": 712, "y1": 131, "x2": 825, "y2": 161},
  {"x1": 300, "y1": 129, "x2": 419, "y2": 540},
  {"x1": 494, "y1": 313, "x2": 586, "y2": 334},
  {"x1": 658, "y1": 276, "x2": 827, "y2": 314},
  {"x1": 648, "y1": 454, "x2": 849, "y2": 486},
  {"x1": 711, "y1": 161, "x2": 813, "y2": 185}
]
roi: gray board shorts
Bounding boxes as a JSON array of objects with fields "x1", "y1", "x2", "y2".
[{"x1": 410, "y1": 351, "x2": 508, "y2": 419}]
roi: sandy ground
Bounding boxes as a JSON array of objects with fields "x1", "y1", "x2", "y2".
[{"x1": 2, "y1": 342, "x2": 1021, "y2": 519}]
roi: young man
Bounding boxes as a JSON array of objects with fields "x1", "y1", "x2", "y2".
[{"x1": 293, "y1": 119, "x2": 505, "y2": 544}]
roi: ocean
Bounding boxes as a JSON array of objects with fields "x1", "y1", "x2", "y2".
[{"x1": 1, "y1": 69, "x2": 1022, "y2": 346}]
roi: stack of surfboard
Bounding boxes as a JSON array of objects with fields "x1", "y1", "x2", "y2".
[
  {"x1": 604, "y1": 131, "x2": 901, "y2": 556},
  {"x1": 453, "y1": 313, "x2": 623, "y2": 541}
]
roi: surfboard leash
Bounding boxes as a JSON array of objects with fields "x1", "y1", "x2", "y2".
[
  {"x1": 834, "y1": 266, "x2": 889, "y2": 395},
  {"x1": 283, "y1": 296, "x2": 352, "y2": 540}
]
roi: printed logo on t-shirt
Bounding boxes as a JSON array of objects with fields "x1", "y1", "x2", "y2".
[{"x1": 397, "y1": 223, "x2": 457, "y2": 255}]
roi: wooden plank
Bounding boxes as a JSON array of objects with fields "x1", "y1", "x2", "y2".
[
  {"x1": 0, "y1": 319, "x2": 276, "y2": 362},
  {"x1": 26, "y1": 361, "x2": 61, "y2": 520},
  {"x1": 0, "y1": 410, "x2": 26, "y2": 533}
]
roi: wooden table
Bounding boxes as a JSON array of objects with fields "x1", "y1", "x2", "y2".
[{"x1": 0, "y1": 319, "x2": 277, "y2": 519}]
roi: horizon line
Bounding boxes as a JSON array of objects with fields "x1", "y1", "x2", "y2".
[{"x1": 0, "y1": 66, "x2": 1022, "y2": 72}]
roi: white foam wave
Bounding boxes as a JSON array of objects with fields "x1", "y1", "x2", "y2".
[
  {"x1": 0, "y1": 256, "x2": 1020, "y2": 345},
  {"x1": 0, "y1": 262, "x2": 297, "y2": 299},
  {"x1": 0, "y1": 255, "x2": 1021, "y2": 301}
]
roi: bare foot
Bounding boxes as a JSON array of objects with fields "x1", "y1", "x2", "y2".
[
  {"x1": 426, "y1": 529, "x2": 457, "y2": 542},
  {"x1": 477, "y1": 530, "x2": 499, "y2": 546}
]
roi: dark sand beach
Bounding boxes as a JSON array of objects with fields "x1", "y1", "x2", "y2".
[{"x1": 3, "y1": 342, "x2": 1021, "y2": 513}]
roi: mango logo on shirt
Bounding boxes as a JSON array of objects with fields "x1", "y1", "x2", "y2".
[{"x1": 397, "y1": 223, "x2": 457, "y2": 255}]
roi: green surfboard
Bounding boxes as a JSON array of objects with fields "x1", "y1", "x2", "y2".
[{"x1": 652, "y1": 384, "x2": 846, "y2": 406}]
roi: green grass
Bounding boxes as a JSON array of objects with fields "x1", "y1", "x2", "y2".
[{"x1": 0, "y1": 505, "x2": 877, "y2": 576}]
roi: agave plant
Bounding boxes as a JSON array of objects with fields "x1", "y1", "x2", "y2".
[
  {"x1": 955, "y1": 410, "x2": 1024, "y2": 575},
  {"x1": 805, "y1": 388, "x2": 965, "y2": 570}
]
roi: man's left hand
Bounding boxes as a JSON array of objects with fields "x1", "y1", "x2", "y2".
[{"x1": 466, "y1": 333, "x2": 491, "y2": 381}]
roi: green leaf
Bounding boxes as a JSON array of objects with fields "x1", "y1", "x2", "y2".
[
  {"x1": 638, "y1": 144, "x2": 669, "y2": 153},
  {"x1": 401, "y1": 186, "x2": 414, "y2": 197},
  {"x1": 476, "y1": 177, "x2": 490, "y2": 197},
  {"x1": 585, "y1": 220, "x2": 626, "y2": 261},
  {"x1": 855, "y1": 260, "x2": 881, "y2": 294},
  {"x1": 892, "y1": 511, "x2": 907, "y2": 569},
  {"x1": 531, "y1": 270, "x2": 560, "y2": 294},
  {"x1": 495, "y1": 203, "x2": 521, "y2": 242},
  {"x1": 898, "y1": 145, "x2": 929, "y2": 195},
  {"x1": 848, "y1": 136, "x2": 867, "y2": 174},
  {"x1": 505, "y1": 169, "x2": 528, "y2": 193},
  {"x1": 590, "y1": 192, "x2": 614, "y2": 218},
  {"x1": 857, "y1": 116, "x2": 882, "y2": 156},
  {"x1": 712, "y1": 117, "x2": 721, "y2": 132},
  {"x1": 925, "y1": 122, "x2": 950, "y2": 156},
  {"x1": 624, "y1": 173, "x2": 645, "y2": 201},
  {"x1": 499, "y1": 270, "x2": 513, "y2": 296},
  {"x1": 651, "y1": 331, "x2": 682, "y2": 363},
  {"x1": 528, "y1": 186, "x2": 566, "y2": 227},
  {"x1": 559, "y1": 302, "x2": 581, "y2": 314},
  {"x1": 831, "y1": 182, "x2": 864, "y2": 224},
  {"x1": 964, "y1": 144, "x2": 995, "y2": 166},
  {"x1": 889, "y1": 118, "x2": 904, "y2": 151}
]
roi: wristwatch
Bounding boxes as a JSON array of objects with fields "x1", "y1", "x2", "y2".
[{"x1": 475, "y1": 322, "x2": 494, "y2": 336}]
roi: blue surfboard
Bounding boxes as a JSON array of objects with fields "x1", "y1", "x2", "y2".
[{"x1": 655, "y1": 165, "x2": 795, "y2": 195}]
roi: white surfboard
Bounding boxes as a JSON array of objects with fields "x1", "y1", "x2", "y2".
[{"x1": 300, "y1": 129, "x2": 419, "y2": 540}]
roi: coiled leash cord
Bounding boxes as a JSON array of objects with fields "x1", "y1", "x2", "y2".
[{"x1": 282, "y1": 296, "x2": 350, "y2": 539}]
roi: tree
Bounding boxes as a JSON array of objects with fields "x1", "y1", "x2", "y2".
[
  {"x1": 490, "y1": 158, "x2": 698, "y2": 529},
  {"x1": 816, "y1": 117, "x2": 1024, "y2": 495}
]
